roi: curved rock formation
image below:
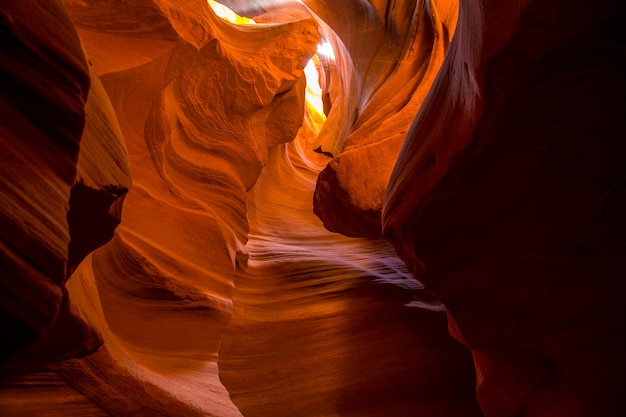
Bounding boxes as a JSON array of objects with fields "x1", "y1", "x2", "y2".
[
  {"x1": 218, "y1": 115, "x2": 480, "y2": 417},
  {"x1": 0, "y1": 0, "x2": 129, "y2": 368},
  {"x1": 2, "y1": 0, "x2": 320, "y2": 415},
  {"x1": 382, "y1": 0, "x2": 626, "y2": 416},
  {"x1": 313, "y1": 0, "x2": 459, "y2": 238}
]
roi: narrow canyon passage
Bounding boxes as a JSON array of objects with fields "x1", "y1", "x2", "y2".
[{"x1": 218, "y1": 137, "x2": 482, "y2": 416}]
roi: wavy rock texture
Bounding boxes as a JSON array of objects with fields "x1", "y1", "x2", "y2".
[
  {"x1": 64, "y1": 1, "x2": 317, "y2": 416},
  {"x1": 212, "y1": 4, "x2": 479, "y2": 417},
  {"x1": 218, "y1": 122, "x2": 480, "y2": 417},
  {"x1": 0, "y1": 0, "x2": 90, "y2": 362},
  {"x1": 0, "y1": 0, "x2": 133, "y2": 370},
  {"x1": 313, "y1": 0, "x2": 459, "y2": 238},
  {"x1": 382, "y1": 0, "x2": 626, "y2": 416},
  {"x1": 2, "y1": 0, "x2": 320, "y2": 415},
  {"x1": 1, "y1": 0, "x2": 130, "y2": 413}
]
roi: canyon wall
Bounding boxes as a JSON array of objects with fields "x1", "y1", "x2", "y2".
[{"x1": 379, "y1": 0, "x2": 626, "y2": 416}]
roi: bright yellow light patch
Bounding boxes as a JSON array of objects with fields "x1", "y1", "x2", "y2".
[
  {"x1": 207, "y1": 0, "x2": 256, "y2": 25},
  {"x1": 304, "y1": 55, "x2": 326, "y2": 131},
  {"x1": 304, "y1": 42, "x2": 335, "y2": 132}
]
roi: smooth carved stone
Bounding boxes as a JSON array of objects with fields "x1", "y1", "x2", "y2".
[
  {"x1": 3, "y1": 0, "x2": 319, "y2": 415},
  {"x1": 0, "y1": 0, "x2": 90, "y2": 361},
  {"x1": 0, "y1": 0, "x2": 132, "y2": 384},
  {"x1": 219, "y1": 140, "x2": 482, "y2": 417},
  {"x1": 3, "y1": 1, "x2": 319, "y2": 415},
  {"x1": 67, "y1": 66, "x2": 132, "y2": 278},
  {"x1": 313, "y1": 0, "x2": 458, "y2": 238},
  {"x1": 383, "y1": 0, "x2": 626, "y2": 416}
]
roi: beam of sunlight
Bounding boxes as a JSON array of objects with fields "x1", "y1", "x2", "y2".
[
  {"x1": 316, "y1": 42, "x2": 335, "y2": 60},
  {"x1": 207, "y1": 0, "x2": 256, "y2": 24},
  {"x1": 304, "y1": 54, "x2": 329, "y2": 133}
]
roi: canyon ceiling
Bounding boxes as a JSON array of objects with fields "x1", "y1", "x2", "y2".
[{"x1": 1, "y1": 0, "x2": 625, "y2": 416}]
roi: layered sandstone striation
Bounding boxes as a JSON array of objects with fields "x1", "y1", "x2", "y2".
[
  {"x1": 218, "y1": 106, "x2": 481, "y2": 417},
  {"x1": 313, "y1": 0, "x2": 459, "y2": 238},
  {"x1": 2, "y1": 0, "x2": 322, "y2": 415},
  {"x1": 381, "y1": 0, "x2": 626, "y2": 416},
  {"x1": 0, "y1": 0, "x2": 128, "y2": 368}
]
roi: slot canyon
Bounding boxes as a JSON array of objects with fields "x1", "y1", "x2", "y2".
[{"x1": 1, "y1": 0, "x2": 625, "y2": 416}]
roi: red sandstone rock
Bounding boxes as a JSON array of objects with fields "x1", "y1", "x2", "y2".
[
  {"x1": 0, "y1": 0, "x2": 99, "y2": 363},
  {"x1": 382, "y1": 0, "x2": 626, "y2": 416},
  {"x1": 313, "y1": 0, "x2": 458, "y2": 238},
  {"x1": 219, "y1": 138, "x2": 481, "y2": 417}
]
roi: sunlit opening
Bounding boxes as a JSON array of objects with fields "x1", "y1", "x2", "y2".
[
  {"x1": 207, "y1": 0, "x2": 333, "y2": 133},
  {"x1": 303, "y1": 41, "x2": 334, "y2": 132},
  {"x1": 316, "y1": 42, "x2": 335, "y2": 60},
  {"x1": 207, "y1": 0, "x2": 256, "y2": 24},
  {"x1": 304, "y1": 55, "x2": 326, "y2": 124}
]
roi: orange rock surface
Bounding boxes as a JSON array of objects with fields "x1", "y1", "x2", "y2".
[
  {"x1": 1, "y1": 0, "x2": 625, "y2": 416},
  {"x1": 382, "y1": 1, "x2": 626, "y2": 416}
]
